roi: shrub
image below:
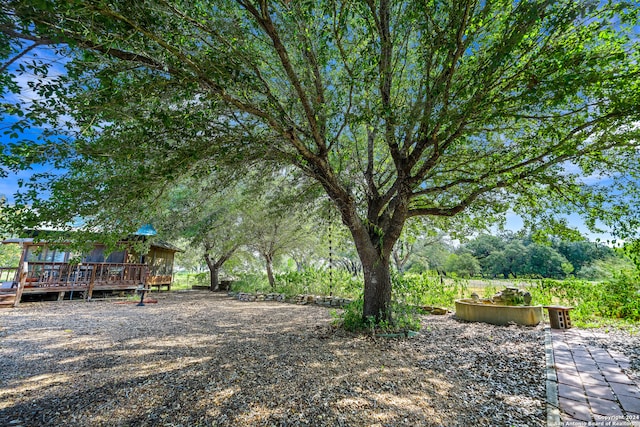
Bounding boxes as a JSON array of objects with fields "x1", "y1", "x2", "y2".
[
  {"x1": 392, "y1": 271, "x2": 468, "y2": 308},
  {"x1": 527, "y1": 274, "x2": 640, "y2": 325},
  {"x1": 600, "y1": 270, "x2": 640, "y2": 321},
  {"x1": 232, "y1": 273, "x2": 270, "y2": 293},
  {"x1": 333, "y1": 295, "x2": 366, "y2": 332},
  {"x1": 275, "y1": 268, "x2": 361, "y2": 298},
  {"x1": 333, "y1": 295, "x2": 422, "y2": 333}
]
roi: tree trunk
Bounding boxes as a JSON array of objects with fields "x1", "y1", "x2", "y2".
[
  {"x1": 317, "y1": 169, "x2": 408, "y2": 324},
  {"x1": 204, "y1": 254, "x2": 220, "y2": 291},
  {"x1": 346, "y1": 220, "x2": 398, "y2": 323},
  {"x1": 204, "y1": 246, "x2": 238, "y2": 292},
  {"x1": 210, "y1": 266, "x2": 220, "y2": 291},
  {"x1": 265, "y1": 253, "x2": 275, "y2": 288},
  {"x1": 361, "y1": 250, "x2": 393, "y2": 323}
]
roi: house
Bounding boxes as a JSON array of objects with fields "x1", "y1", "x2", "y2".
[{"x1": 0, "y1": 230, "x2": 181, "y2": 308}]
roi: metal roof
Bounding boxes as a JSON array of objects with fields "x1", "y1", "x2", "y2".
[{"x1": 1, "y1": 236, "x2": 181, "y2": 252}]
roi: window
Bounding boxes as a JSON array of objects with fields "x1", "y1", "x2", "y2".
[
  {"x1": 25, "y1": 246, "x2": 69, "y2": 263},
  {"x1": 150, "y1": 249, "x2": 173, "y2": 275},
  {"x1": 84, "y1": 246, "x2": 105, "y2": 263},
  {"x1": 106, "y1": 251, "x2": 125, "y2": 263}
]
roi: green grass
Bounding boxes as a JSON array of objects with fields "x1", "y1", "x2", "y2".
[{"x1": 172, "y1": 272, "x2": 209, "y2": 290}]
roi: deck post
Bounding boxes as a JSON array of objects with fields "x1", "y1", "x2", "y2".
[
  {"x1": 57, "y1": 292, "x2": 65, "y2": 301},
  {"x1": 13, "y1": 262, "x2": 27, "y2": 307},
  {"x1": 86, "y1": 265, "x2": 97, "y2": 301}
]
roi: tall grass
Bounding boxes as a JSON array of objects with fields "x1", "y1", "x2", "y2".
[
  {"x1": 232, "y1": 268, "x2": 362, "y2": 298},
  {"x1": 175, "y1": 266, "x2": 640, "y2": 329},
  {"x1": 525, "y1": 272, "x2": 640, "y2": 327},
  {"x1": 392, "y1": 272, "x2": 468, "y2": 308}
]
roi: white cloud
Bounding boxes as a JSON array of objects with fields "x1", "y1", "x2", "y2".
[{"x1": 560, "y1": 161, "x2": 616, "y2": 186}]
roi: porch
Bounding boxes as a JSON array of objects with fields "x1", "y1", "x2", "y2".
[{"x1": 0, "y1": 262, "x2": 149, "y2": 307}]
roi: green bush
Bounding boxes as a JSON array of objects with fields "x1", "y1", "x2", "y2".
[
  {"x1": 333, "y1": 295, "x2": 366, "y2": 332},
  {"x1": 231, "y1": 273, "x2": 270, "y2": 293},
  {"x1": 481, "y1": 284, "x2": 498, "y2": 299},
  {"x1": 333, "y1": 294, "x2": 422, "y2": 333},
  {"x1": 332, "y1": 271, "x2": 469, "y2": 333},
  {"x1": 231, "y1": 268, "x2": 362, "y2": 299},
  {"x1": 275, "y1": 268, "x2": 361, "y2": 298},
  {"x1": 526, "y1": 274, "x2": 640, "y2": 326},
  {"x1": 600, "y1": 270, "x2": 640, "y2": 321},
  {"x1": 392, "y1": 271, "x2": 467, "y2": 308}
]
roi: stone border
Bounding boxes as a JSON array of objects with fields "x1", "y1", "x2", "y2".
[
  {"x1": 228, "y1": 292, "x2": 353, "y2": 308},
  {"x1": 545, "y1": 326, "x2": 562, "y2": 427}
]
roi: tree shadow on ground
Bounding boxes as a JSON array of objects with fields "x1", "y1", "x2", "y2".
[{"x1": 0, "y1": 292, "x2": 545, "y2": 426}]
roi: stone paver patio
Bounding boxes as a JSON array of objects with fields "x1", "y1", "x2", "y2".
[{"x1": 549, "y1": 328, "x2": 640, "y2": 427}]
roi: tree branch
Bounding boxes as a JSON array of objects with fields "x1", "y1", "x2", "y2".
[
  {"x1": 238, "y1": 0, "x2": 327, "y2": 155},
  {"x1": 0, "y1": 41, "x2": 43, "y2": 74}
]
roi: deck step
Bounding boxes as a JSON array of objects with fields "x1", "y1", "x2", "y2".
[
  {"x1": 0, "y1": 293, "x2": 16, "y2": 302},
  {"x1": 0, "y1": 299, "x2": 15, "y2": 307},
  {"x1": 0, "y1": 289, "x2": 17, "y2": 307}
]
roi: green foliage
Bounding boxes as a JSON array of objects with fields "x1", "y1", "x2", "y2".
[
  {"x1": 334, "y1": 296, "x2": 366, "y2": 332},
  {"x1": 465, "y1": 235, "x2": 505, "y2": 260},
  {"x1": 456, "y1": 234, "x2": 616, "y2": 280},
  {"x1": 481, "y1": 284, "x2": 498, "y2": 299},
  {"x1": 599, "y1": 271, "x2": 640, "y2": 321},
  {"x1": 443, "y1": 253, "x2": 481, "y2": 278},
  {"x1": 0, "y1": 242, "x2": 21, "y2": 267},
  {"x1": 173, "y1": 239, "x2": 207, "y2": 273},
  {"x1": 555, "y1": 240, "x2": 614, "y2": 275},
  {"x1": 3, "y1": 0, "x2": 640, "y2": 325},
  {"x1": 523, "y1": 244, "x2": 573, "y2": 278},
  {"x1": 171, "y1": 272, "x2": 210, "y2": 290},
  {"x1": 335, "y1": 271, "x2": 467, "y2": 333},
  {"x1": 334, "y1": 295, "x2": 422, "y2": 334},
  {"x1": 393, "y1": 272, "x2": 468, "y2": 309},
  {"x1": 520, "y1": 241, "x2": 640, "y2": 324},
  {"x1": 528, "y1": 274, "x2": 640, "y2": 325},
  {"x1": 230, "y1": 273, "x2": 270, "y2": 294},
  {"x1": 403, "y1": 239, "x2": 452, "y2": 274},
  {"x1": 230, "y1": 268, "x2": 362, "y2": 299},
  {"x1": 193, "y1": 272, "x2": 209, "y2": 287},
  {"x1": 275, "y1": 268, "x2": 361, "y2": 299},
  {"x1": 387, "y1": 301, "x2": 423, "y2": 333}
]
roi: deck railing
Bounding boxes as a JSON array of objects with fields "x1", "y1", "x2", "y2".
[
  {"x1": 2, "y1": 262, "x2": 151, "y2": 307},
  {"x1": 23, "y1": 262, "x2": 148, "y2": 288}
]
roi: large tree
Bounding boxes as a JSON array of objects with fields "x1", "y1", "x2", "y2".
[{"x1": 2, "y1": 1, "x2": 640, "y2": 322}]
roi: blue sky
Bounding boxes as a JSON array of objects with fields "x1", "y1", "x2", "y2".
[
  {"x1": 1, "y1": 43, "x2": 69, "y2": 203},
  {"x1": 0, "y1": 115, "x2": 61, "y2": 203}
]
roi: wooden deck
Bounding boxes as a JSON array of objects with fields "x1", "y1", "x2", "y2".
[
  {"x1": 147, "y1": 274, "x2": 172, "y2": 291},
  {"x1": 0, "y1": 267, "x2": 19, "y2": 307},
  {"x1": 0, "y1": 262, "x2": 150, "y2": 307}
]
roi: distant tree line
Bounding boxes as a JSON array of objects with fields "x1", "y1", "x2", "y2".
[{"x1": 433, "y1": 234, "x2": 616, "y2": 280}]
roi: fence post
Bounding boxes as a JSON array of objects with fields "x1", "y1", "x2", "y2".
[
  {"x1": 86, "y1": 265, "x2": 97, "y2": 301},
  {"x1": 13, "y1": 262, "x2": 28, "y2": 307}
]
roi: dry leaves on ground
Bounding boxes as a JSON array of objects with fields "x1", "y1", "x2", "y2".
[{"x1": 1, "y1": 291, "x2": 550, "y2": 426}]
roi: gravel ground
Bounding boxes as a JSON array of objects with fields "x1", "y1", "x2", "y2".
[{"x1": 0, "y1": 290, "x2": 592, "y2": 426}]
